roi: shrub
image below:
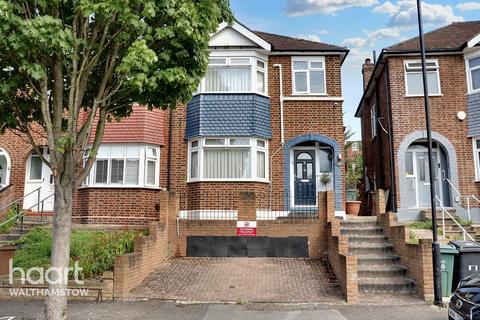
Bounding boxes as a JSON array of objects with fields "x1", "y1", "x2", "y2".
[
  {"x1": 13, "y1": 228, "x2": 143, "y2": 279},
  {"x1": 0, "y1": 204, "x2": 19, "y2": 234},
  {"x1": 409, "y1": 219, "x2": 433, "y2": 230}
]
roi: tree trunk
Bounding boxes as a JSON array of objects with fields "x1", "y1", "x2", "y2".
[{"x1": 44, "y1": 181, "x2": 74, "y2": 320}]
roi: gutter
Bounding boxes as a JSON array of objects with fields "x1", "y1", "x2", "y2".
[{"x1": 167, "y1": 109, "x2": 173, "y2": 190}]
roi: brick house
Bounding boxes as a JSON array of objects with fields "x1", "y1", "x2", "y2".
[
  {"x1": 165, "y1": 21, "x2": 348, "y2": 219},
  {"x1": 0, "y1": 21, "x2": 348, "y2": 225},
  {"x1": 356, "y1": 21, "x2": 480, "y2": 221}
]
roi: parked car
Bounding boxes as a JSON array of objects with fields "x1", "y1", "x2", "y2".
[{"x1": 449, "y1": 272, "x2": 480, "y2": 320}]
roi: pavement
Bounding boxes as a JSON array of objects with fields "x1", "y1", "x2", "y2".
[
  {"x1": 0, "y1": 300, "x2": 449, "y2": 320},
  {"x1": 129, "y1": 257, "x2": 342, "y2": 303}
]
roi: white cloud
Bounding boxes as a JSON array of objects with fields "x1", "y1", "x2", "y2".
[
  {"x1": 342, "y1": 37, "x2": 367, "y2": 47},
  {"x1": 285, "y1": 0, "x2": 378, "y2": 16},
  {"x1": 297, "y1": 34, "x2": 322, "y2": 42},
  {"x1": 373, "y1": 0, "x2": 463, "y2": 27},
  {"x1": 456, "y1": 2, "x2": 480, "y2": 11}
]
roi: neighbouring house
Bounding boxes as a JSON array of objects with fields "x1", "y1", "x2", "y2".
[{"x1": 356, "y1": 21, "x2": 480, "y2": 222}]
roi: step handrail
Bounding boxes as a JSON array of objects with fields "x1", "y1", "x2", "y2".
[
  {"x1": 435, "y1": 195, "x2": 476, "y2": 242},
  {"x1": 0, "y1": 193, "x2": 54, "y2": 234},
  {"x1": 0, "y1": 187, "x2": 42, "y2": 213}
]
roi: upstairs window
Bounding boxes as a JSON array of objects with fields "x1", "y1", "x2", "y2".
[
  {"x1": 467, "y1": 56, "x2": 480, "y2": 93},
  {"x1": 404, "y1": 60, "x2": 441, "y2": 96},
  {"x1": 292, "y1": 57, "x2": 326, "y2": 95},
  {"x1": 370, "y1": 105, "x2": 377, "y2": 139},
  {"x1": 202, "y1": 57, "x2": 267, "y2": 94}
]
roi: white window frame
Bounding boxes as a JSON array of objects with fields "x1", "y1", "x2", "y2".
[
  {"x1": 187, "y1": 137, "x2": 269, "y2": 182},
  {"x1": 473, "y1": 137, "x2": 480, "y2": 181},
  {"x1": 370, "y1": 104, "x2": 377, "y2": 140},
  {"x1": 466, "y1": 52, "x2": 480, "y2": 94},
  {"x1": 291, "y1": 56, "x2": 327, "y2": 96},
  {"x1": 199, "y1": 56, "x2": 268, "y2": 96},
  {"x1": 0, "y1": 148, "x2": 11, "y2": 188},
  {"x1": 404, "y1": 59, "x2": 442, "y2": 97},
  {"x1": 83, "y1": 144, "x2": 160, "y2": 188}
]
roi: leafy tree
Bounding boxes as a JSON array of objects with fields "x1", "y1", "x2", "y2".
[{"x1": 0, "y1": 1, "x2": 232, "y2": 319}]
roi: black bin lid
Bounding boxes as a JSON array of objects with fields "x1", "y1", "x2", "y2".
[{"x1": 449, "y1": 240, "x2": 480, "y2": 252}]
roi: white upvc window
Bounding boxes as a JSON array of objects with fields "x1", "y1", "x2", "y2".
[
  {"x1": 188, "y1": 137, "x2": 269, "y2": 182},
  {"x1": 467, "y1": 55, "x2": 480, "y2": 93},
  {"x1": 370, "y1": 104, "x2": 377, "y2": 139},
  {"x1": 473, "y1": 138, "x2": 480, "y2": 181},
  {"x1": 404, "y1": 60, "x2": 441, "y2": 96},
  {"x1": 84, "y1": 144, "x2": 160, "y2": 188},
  {"x1": 292, "y1": 57, "x2": 326, "y2": 95},
  {"x1": 200, "y1": 57, "x2": 267, "y2": 95}
]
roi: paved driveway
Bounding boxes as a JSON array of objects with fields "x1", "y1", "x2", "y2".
[{"x1": 129, "y1": 257, "x2": 343, "y2": 303}]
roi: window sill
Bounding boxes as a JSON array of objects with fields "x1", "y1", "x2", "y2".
[
  {"x1": 192, "y1": 92, "x2": 270, "y2": 99},
  {"x1": 405, "y1": 94, "x2": 443, "y2": 98},
  {"x1": 467, "y1": 90, "x2": 480, "y2": 95},
  {"x1": 79, "y1": 185, "x2": 162, "y2": 190},
  {"x1": 187, "y1": 179, "x2": 270, "y2": 184}
]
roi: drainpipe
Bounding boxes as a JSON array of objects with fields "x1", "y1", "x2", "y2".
[
  {"x1": 384, "y1": 62, "x2": 397, "y2": 212},
  {"x1": 167, "y1": 109, "x2": 173, "y2": 191},
  {"x1": 273, "y1": 64, "x2": 285, "y2": 145},
  {"x1": 270, "y1": 64, "x2": 285, "y2": 210}
]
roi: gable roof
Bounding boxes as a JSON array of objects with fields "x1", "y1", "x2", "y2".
[
  {"x1": 253, "y1": 30, "x2": 348, "y2": 52},
  {"x1": 385, "y1": 21, "x2": 480, "y2": 53}
]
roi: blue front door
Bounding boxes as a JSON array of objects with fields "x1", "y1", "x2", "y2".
[{"x1": 294, "y1": 150, "x2": 316, "y2": 206}]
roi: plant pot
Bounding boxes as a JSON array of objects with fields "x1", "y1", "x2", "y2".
[{"x1": 346, "y1": 201, "x2": 361, "y2": 216}]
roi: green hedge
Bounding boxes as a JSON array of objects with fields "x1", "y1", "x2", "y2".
[{"x1": 13, "y1": 228, "x2": 144, "y2": 279}]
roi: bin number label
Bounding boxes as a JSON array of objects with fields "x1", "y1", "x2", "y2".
[{"x1": 468, "y1": 265, "x2": 478, "y2": 272}]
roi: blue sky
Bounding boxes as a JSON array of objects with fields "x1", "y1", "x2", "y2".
[{"x1": 229, "y1": 0, "x2": 480, "y2": 140}]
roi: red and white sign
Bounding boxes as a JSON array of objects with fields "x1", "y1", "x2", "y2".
[{"x1": 236, "y1": 221, "x2": 257, "y2": 236}]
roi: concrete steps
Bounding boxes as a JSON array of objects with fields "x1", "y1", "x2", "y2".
[
  {"x1": 0, "y1": 216, "x2": 51, "y2": 247},
  {"x1": 341, "y1": 218, "x2": 417, "y2": 294}
]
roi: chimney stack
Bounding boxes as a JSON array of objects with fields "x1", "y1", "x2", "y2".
[{"x1": 362, "y1": 58, "x2": 374, "y2": 90}]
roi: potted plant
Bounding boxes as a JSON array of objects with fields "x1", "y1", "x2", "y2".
[
  {"x1": 346, "y1": 189, "x2": 361, "y2": 216},
  {"x1": 320, "y1": 172, "x2": 331, "y2": 190}
]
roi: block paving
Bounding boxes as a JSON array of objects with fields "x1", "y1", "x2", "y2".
[{"x1": 129, "y1": 257, "x2": 343, "y2": 303}]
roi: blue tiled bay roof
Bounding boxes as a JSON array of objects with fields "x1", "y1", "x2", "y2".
[{"x1": 185, "y1": 93, "x2": 272, "y2": 139}]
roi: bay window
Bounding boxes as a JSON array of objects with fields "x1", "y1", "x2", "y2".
[
  {"x1": 84, "y1": 144, "x2": 160, "y2": 188},
  {"x1": 188, "y1": 137, "x2": 268, "y2": 181},
  {"x1": 292, "y1": 57, "x2": 326, "y2": 95},
  {"x1": 467, "y1": 55, "x2": 480, "y2": 93},
  {"x1": 200, "y1": 56, "x2": 267, "y2": 94},
  {"x1": 404, "y1": 60, "x2": 441, "y2": 96}
]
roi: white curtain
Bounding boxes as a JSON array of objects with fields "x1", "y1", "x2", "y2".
[
  {"x1": 125, "y1": 159, "x2": 139, "y2": 184},
  {"x1": 204, "y1": 148, "x2": 250, "y2": 179},
  {"x1": 205, "y1": 67, "x2": 251, "y2": 92},
  {"x1": 257, "y1": 151, "x2": 265, "y2": 178}
]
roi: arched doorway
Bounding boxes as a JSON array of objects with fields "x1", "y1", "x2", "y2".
[
  {"x1": 0, "y1": 148, "x2": 11, "y2": 189},
  {"x1": 284, "y1": 133, "x2": 341, "y2": 210},
  {"x1": 404, "y1": 141, "x2": 451, "y2": 208},
  {"x1": 23, "y1": 147, "x2": 54, "y2": 211},
  {"x1": 398, "y1": 131, "x2": 458, "y2": 210}
]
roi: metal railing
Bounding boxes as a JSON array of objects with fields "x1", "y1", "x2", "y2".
[
  {"x1": 0, "y1": 192, "x2": 54, "y2": 235},
  {"x1": 435, "y1": 195, "x2": 476, "y2": 242}
]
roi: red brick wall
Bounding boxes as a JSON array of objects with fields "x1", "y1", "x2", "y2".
[{"x1": 73, "y1": 188, "x2": 161, "y2": 226}]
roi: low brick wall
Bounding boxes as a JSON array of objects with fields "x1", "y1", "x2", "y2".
[
  {"x1": 0, "y1": 271, "x2": 113, "y2": 301},
  {"x1": 377, "y1": 212, "x2": 434, "y2": 302},
  {"x1": 325, "y1": 191, "x2": 358, "y2": 304},
  {"x1": 113, "y1": 192, "x2": 178, "y2": 299}
]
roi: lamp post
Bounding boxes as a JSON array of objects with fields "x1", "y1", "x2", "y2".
[{"x1": 415, "y1": 0, "x2": 443, "y2": 306}]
